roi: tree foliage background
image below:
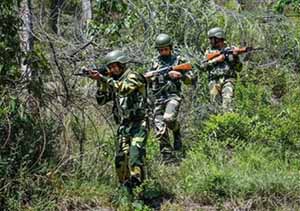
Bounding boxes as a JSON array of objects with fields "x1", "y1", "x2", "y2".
[{"x1": 1, "y1": 0, "x2": 300, "y2": 210}]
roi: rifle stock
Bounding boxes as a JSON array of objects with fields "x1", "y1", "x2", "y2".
[
  {"x1": 206, "y1": 47, "x2": 263, "y2": 61},
  {"x1": 172, "y1": 63, "x2": 192, "y2": 71},
  {"x1": 146, "y1": 63, "x2": 192, "y2": 77}
]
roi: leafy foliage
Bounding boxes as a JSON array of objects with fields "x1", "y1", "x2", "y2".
[
  {"x1": 275, "y1": 0, "x2": 300, "y2": 13},
  {"x1": 0, "y1": 0, "x2": 21, "y2": 82}
]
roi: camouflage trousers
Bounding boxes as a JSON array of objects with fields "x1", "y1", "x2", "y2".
[
  {"x1": 115, "y1": 119, "x2": 149, "y2": 186},
  {"x1": 209, "y1": 78, "x2": 235, "y2": 113},
  {"x1": 153, "y1": 97, "x2": 181, "y2": 155}
]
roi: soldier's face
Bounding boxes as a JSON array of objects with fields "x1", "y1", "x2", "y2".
[
  {"x1": 209, "y1": 37, "x2": 224, "y2": 49},
  {"x1": 209, "y1": 37, "x2": 216, "y2": 47},
  {"x1": 108, "y1": 63, "x2": 124, "y2": 76},
  {"x1": 158, "y1": 47, "x2": 172, "y2": 56}
]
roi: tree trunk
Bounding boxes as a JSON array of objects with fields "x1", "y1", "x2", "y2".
[
  {"x1": 82, "y1": 0, "x2": 92, "y2": 26},
  {"x1": 19, "y1": 0, "x2": 34, "y2": 78},
  {"x1": 19, "y1": 0, "x2": 41, "y2": 115}
]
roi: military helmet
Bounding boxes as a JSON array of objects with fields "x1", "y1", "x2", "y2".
[
  {"x1": 104, "y1": 50, "x2": 129, "y2": 66},
  {"x1": 155, "y1": 33, "x2": 173, "y2": 48},
  {"x1": 207, "y1": 27, "x2": 226, "y2": 39}
]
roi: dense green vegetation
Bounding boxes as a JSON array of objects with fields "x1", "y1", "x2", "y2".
[{"x1": 1, "y1": 0, "x2": 300, "y2": 210}]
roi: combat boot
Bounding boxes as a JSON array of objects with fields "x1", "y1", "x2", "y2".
[
  {"x1": 130, "y1": 166, "x2": 143, "y2": 189},
  {"x1": 173, "y1": 129, "x2": 182, "y2": 151},
  {"x1": 161, "y1": 152, "x2": 174, "y2": 164}
]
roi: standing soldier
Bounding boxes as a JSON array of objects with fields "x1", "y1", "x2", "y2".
[
  {"x1": 201, "y1": 27, "x2": 243, "y2": 113},
  {"x1": 89, "y1": 50, "x2": 149, "y2": 190},
  {"x1": 144, "y1": 33, "x2": 194, "y2": 163}
]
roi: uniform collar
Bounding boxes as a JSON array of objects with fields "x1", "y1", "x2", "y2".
[{"x1": 118, "y1": 68, "x2": 131, "y2": 80}]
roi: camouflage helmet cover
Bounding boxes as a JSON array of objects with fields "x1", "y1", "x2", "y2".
[
  {"x1": 207, "y1": 27, "x2": 226, "y2": 39},
  {"x1": 104, "y1": 50, "x2": 129, "y2": 66},
  {"x1": 155, "y1": 33, "x2": 173, "y2": 48}
]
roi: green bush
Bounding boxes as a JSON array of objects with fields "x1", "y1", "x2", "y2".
[
  {"x1": 0, "y1": 94, "x2": 60, "y2": 209},
  {"x1": 202, "y1": 113, "x2": 253, "y2": 142},
  {"x1": 178, "y1": 142, "x2": 300, "y2": 204}
]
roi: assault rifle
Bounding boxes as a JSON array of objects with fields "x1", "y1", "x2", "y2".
[
  {"x1": 202, "y1": 47, "x2": 264, "y2": 63},
  {"x1": 74, "y1": 64, "x2": 110, "y2": 77},
  {"x1": 145, "y1": 63, "x2": 192, "y2": 77}
]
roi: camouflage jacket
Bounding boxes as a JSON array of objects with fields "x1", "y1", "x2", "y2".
[
  {"x1": 203, "y1": 46, "x2": 243, "y2": 81},
  {"x1": 95, "y1": 68, "x2": 147, "y2": 122},
  {"x1": 148, "y1": 54, "x2": 194, "y2": 100}
]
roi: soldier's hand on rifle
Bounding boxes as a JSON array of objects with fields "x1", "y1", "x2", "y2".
[
  {"x1": 89, "y1": 70, "x2": 103, "y2": 80},
  {"x1": 209, "y1": 54, "x2": 225, "y2": 64},
  {"x1": 144, "y1": 71, "x2": 154, "y2": 78},
  {"x1": 232, "y1": 47, "x2": 240, "y2": 56},
  {"x1": 168, "y1": 70, "x2": 182, "y2": 80}
]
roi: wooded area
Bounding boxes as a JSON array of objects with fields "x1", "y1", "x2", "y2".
[{"x1": 1, "y1": 0, "x2": 300, "y2": 210}]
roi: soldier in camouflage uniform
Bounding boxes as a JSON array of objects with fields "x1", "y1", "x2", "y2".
[
  {"x1": 201, "y1": 27, "x2": 243, "y2": 113},
  {"x1": 89, "y1": 50, "x2": 148, "y2": 189},
  {"x1": 144, "y1": 33, "x2": 194, "y2": 162}
]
